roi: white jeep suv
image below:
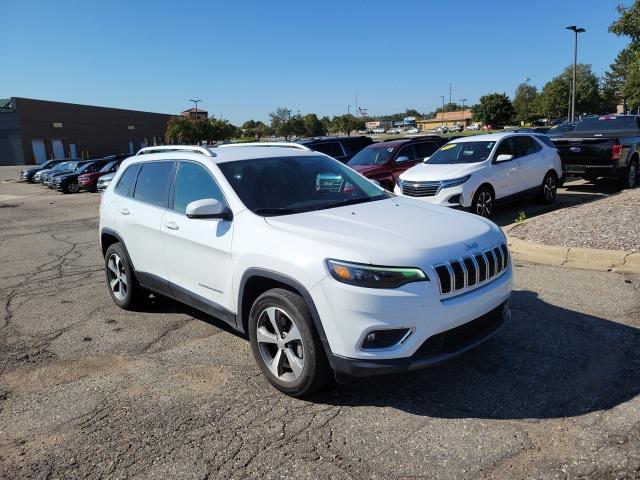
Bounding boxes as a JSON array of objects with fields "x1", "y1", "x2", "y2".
[
  {"x1": 99, "y1": 145, "x2": 512, "y2": 395},
  {"x1": 394, "y1": 133, "x2": 563, "y2": 217}
]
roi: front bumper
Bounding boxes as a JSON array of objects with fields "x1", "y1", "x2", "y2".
[
  {"x1": 394, "y1": 183, "x2": 468, "y2": 207},
  {"x1": 330, "y1": 301, "x2": 510, "y2": 377}
]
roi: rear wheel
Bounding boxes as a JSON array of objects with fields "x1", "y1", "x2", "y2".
[
  {"x1": 621, "y1": 158, "x2": 639, "y2": 189},
  {"x1": 471, "y1": 186, "x2": 495, "y2": 218},
  {"x1": 539, "y1": 171, "x2": 558, "y2": 204},
  {"x1": 249, "y1": 288, "x2": 331, "y2": 396},
  {"x1": 62, "y1": 182, "x2": 79, "y2": 194}
]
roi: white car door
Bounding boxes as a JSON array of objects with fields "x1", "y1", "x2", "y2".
[
  {"x1": 115, "y1": 161, "x2": 173, "y2": 290},
  {"x1": 489, "y1": 137, "x2": 521, "y2": 198},
  {"x1": 161, "y1": 161, "x2": 235, "y2": 316},
  {"x1": 511, "y1": 136, "x2": 545, "y2": 191}
]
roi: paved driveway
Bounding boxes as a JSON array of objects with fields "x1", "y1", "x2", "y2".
[{"x1": 1, "y1": 167, "x2": 639, "y2": 479}]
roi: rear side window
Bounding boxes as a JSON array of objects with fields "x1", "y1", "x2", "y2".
[
  {"x1": 512, "y1": 136, "x2": 541, "y2": 158},
  {"x1": 535, "y1": 135, "x2": 556, "y2": 148},
  {"x1": 114, "y1": 164, "x2": 141, "y2": 196},
  {"x1": 312, "y1": 142, "x2": 344, "y2": 159},
  {"x1": 133, "y1": 162, "x2": 174, "y2": 207},
  {"x1": 172, "y1": 162, "x2": 226, "y2": 214}
]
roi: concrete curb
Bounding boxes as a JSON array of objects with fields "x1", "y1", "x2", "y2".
[{"x1": 504, "y1": 234, "x2": 640, "y2": 273}]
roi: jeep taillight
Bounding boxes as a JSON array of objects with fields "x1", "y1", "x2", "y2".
[{"x1": 611, "y1": 144, "x2": 622, "y2": 160}]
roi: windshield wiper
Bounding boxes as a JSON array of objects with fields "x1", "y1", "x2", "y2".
[{"x1": 253, "y1": 207, "x2": 303, "y2": 216}]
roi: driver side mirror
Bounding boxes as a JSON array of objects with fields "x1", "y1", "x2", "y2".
[
  {"x1": 423, "y1": 156, "x2": 431, "y2": 163},
  {"x1": 495, "y1": 154, "x2": 514, "y2": 163},
  {"x1": 186, "y1": 198, "x2": 233, "y2": 221},
  {"x1": 396, "y1": 155, "x2": 410, "y2": 163}
]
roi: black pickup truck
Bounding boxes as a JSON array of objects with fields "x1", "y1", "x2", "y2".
[{"x1": 551, "y1": 115, "x2": 640, "y2": 189}]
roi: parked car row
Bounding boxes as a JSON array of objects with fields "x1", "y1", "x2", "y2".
[{"x1": 19, "y1": 154, "x2": 129, "y2": 193}]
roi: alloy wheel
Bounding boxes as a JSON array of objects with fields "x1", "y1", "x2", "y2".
[
  {"x1": 543, "y1": 175, "x2": 557, "y2": 202},
  {"x1": 107, "y1": 254, "x2": 128, "y2": 301},
  {"x1": 256, "y1": 306, "x2": 304, "y2": 382},
  {"x1": 68, "y1": 183, "x2": 79, "y2": 193},
  {"x1": 476, "y1": 191, "x2": 493, "y2": 217}
]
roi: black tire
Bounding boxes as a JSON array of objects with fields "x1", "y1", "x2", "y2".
[
  {"x1": 539, "y1": 171, "x2": 558, "y2": 205},
  {"x1": 620, "y1": 158, "x2": 639, "y2": 189},
  {"x1": 62, "y1": 182, "x2": 79, "y2": 194},
  {"x1": 471, "y1": 185, "x2": 495, "y2": 218},
  {"x1": 248, "y1": 288, "x2": 332, "y2": 396},
  {"x1": 104, "y1": 242, "x2": 141, "y2": 310}
]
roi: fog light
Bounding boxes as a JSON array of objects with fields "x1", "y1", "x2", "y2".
[
  {"x1": 362, "y1": 328, "x2": 412, "y2": 349},
  {"x1": 448, "y1": 194, "x2": 461, "y2": 205}
]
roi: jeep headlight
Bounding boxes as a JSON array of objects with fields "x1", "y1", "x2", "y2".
[
  {"x1": 441, "y1": 175, "x2": 470, "y2": 189},
  {"x1": 326, "y1": 259, "x2": 428, "y2": 288}
]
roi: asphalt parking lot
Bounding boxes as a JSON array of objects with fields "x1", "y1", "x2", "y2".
[{"x1": 1, "y1": 166, "x2": 639, "y2": 479}]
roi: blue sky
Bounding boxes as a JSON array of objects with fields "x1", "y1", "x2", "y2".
[{"x1": 1, "y1": 0, "x2": 631, "y2": 124}]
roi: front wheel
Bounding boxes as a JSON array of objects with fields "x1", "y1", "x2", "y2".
[
  {"x1": 249, "y1": 288, "x2": 332, "y2": 396},
  {"x1": 471, "y1": 186, "x2": 495, "y2": 218},
  {"x1": 539, "y1": 171, "x2": 558, "y2": 204},
  {"x1": 104, "y1": 243, "x2": 141, "y2": 310}
]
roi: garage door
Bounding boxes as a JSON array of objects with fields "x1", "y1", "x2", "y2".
[
  {"x1": 52, "y1": 138, "x2": 65, "y2": 159},
  {"x1": 31, "y1": 139, "x2": 47, "y2": 164}
]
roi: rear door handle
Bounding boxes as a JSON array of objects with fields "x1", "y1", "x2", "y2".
[
  {"x1": 164, "y1": 221, "x2": 179, "y2": 230},
  {"x1": 119, "y1": 208, "x2": 130, "y2": 215}
]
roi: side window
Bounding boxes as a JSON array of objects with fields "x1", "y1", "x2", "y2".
[
  {"x1": 518, "y1": 136, "x2": 542, "y2": 156},
  {"x1": 494, "y1": 138, "x2": 514, "y2": 159},
  {"x1": 536, "y1": 135, "x2": 556, "y2": 148},
  {"x1": 133, "y1": 162, "x2": 174, "y2": 207},
  {"x1": 313, "y1": 142, "x2": 344, "y2": 159},
  {"x1": 342, "y1": 139, "x2": 368, "y2": 156},
  {"x1": 114, "y1": 164, "x2": 141, "y2": 197},
  {"x1": 396, "y1": 145, "x2": 415, "y2": 163},
  {"x1": 173, "y1": 162, "x2": 226, "y2": 214},
  {"x1": 413, "y1": 142, "x2": 439, "y2": 159}
]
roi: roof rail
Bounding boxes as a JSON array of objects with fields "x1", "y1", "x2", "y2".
[
  {"x1": 217, "y1": 142, "x2": 311, "y2": 151},
  {"x1": 136, "y1": 145, "x2": 216, "y2": 157}
]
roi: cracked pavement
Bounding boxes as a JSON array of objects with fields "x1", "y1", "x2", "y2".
[{"x1": 0, "y1": 166, "x2": 639, "y2": 479}]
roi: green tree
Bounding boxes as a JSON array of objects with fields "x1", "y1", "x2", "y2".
[
  {"x1": 471, "y1": 93, "x2": 514, "y2": 126},
  {"x1": 303, "y1": 113, "x2": 326, "y2": 137},
  {"x1": 320, "y1": 116, "x2": 332, "y2": 134},
  {"x1": 288, "y1": 114, "x2": 306, "y2": 138},
  {"x1": 330, "y1": 114, "x2": 365, "y2": 136},
  {"x1": 512, "y1": 83, "x2": 539, "y2": 124},
  {"x1": 435, "y1": 102, "x2": 461, "y2": 114},
  {"x1": 165, "y1": 116, "x2": 235, "y2": 144},
  {"x1": 535, "y1": 64, "x2": 602, "y2": 120},
  {"x1": 269, "y1": 107, "x2": 292, "y2": 139},
  {"x1": 608, "y1": 1, "x2": 640, "y2": 111}
]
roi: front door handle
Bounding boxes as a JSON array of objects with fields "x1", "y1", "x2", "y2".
[
  {"x1": 164, "y1": 221, "x2": 179, "y2": 230},
  {"x1": 119, "y1": 207, "x2": 130, "y2": 215}
]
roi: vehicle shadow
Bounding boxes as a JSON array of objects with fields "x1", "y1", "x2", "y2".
[
  {"x1": 491, "y1": 178, "x2": 621, "y2": 228},
  {"x1": 311, "y1": 289, "x2": 640, "y2": 420}
]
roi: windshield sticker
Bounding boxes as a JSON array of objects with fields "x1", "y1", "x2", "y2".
[{"x1": 440, "y1": 144, "x2": 456, "y2": 150}]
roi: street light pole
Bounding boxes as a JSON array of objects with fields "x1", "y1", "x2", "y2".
[
  {"x1": 566, "y1": 26, "x2": 585, "y2": 123},
  {"x1": 440, "y1": 95, "x2": 445, "y2": 126},
  {"x1": 347, "y1": 105, "x2": 351, "y2": 115},
  {"x1": 189, "y1": 99, "x2": 202, "y2": 119},
  {"x1": 460, "y1": 98, "x2": 467, "y2": 128}
]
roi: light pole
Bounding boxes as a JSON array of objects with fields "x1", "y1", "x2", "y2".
[
  {"x1": 347, "y1": 105, "x2": 351, "y2": 115},
  {"x1": 440, "y1": 95, "x2": 445, "y2": 126},
  {"x1": 566, "y1": 26, "x2": 585, "y2": 123},
  {"x1": 459, "y1": 98, "x2": 467, "y2": 129},
  {"x1": 189, "y1": 99, "x2": 202, "y2": 119}
]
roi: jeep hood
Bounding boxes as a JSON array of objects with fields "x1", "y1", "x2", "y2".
[{"x1": 264, "y1": 196, "x2": 503, "y2": 267}]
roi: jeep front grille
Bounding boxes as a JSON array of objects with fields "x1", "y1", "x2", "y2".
[{"x1": 434, "y1": 243, "x2": 509, "y2": 297}]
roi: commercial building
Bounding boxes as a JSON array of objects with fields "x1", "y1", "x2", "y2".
[
  {"x1": 180, "y1": 107, "x2": 208, "y2": 120},
  {"x1": 417, "y1": 110, "x2": 473, "y2": 131},
  {"x1": 0, "y1": 97, "x2": 173, "y2": 165}
]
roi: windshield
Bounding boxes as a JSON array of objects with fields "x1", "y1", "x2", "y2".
[
  {"x1": 100, "y1": 161, "x2": 116, "y2": 173},
  {"x1": 348, "y1": 146, "x2": 396, "y2": 166},
  {"x1": 52, "y1": 162, "x2": 70, "y2": 171},
  {"x1": 426, "y1": 141, "x2": 495, "y2": 164},
  {"x1": 218, "y1": 155, "x2": 388, "y2": 216},
  {"x1": 574, "y1": 116, "x2": 639, "y2": 132}
]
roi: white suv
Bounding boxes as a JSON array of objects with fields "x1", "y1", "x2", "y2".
[
  {"x1": 394, "y1": 133, "x2": 563, "y2": 217},
  {"x1": 99, "y1": 145, "x2": 512, "y2": 395}
]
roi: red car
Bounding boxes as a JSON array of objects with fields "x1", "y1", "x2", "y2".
[
  {"x1": 78, "y1": 158, "x2": 122, "y2": 192},
  {"x1": 347, "y1": 136, "x2": 450, "y2": 190}
]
